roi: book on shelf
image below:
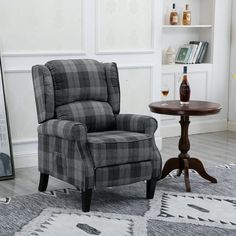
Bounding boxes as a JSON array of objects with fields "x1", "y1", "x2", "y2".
[
  {"x1": 189, "y1": 41, "x2": 203, "y2": 64},
  {"x1": 175, "y1": 41, "x2": 208, "y2": 64},
  {"x1": 198, "y1": 42, "x2": 209, "y2": 63},
  {"x1": 187, "y1": 44, "x2": 198, "y2": 64}
]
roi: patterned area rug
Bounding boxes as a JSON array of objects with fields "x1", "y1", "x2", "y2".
[{"x1": 0, "y1": 164, "x2": 236, "y2": 236}]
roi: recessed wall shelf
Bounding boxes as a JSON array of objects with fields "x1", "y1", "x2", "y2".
[
  {"x1": 161, "y1": 0, "x2": 216, "y2": 126},
  {"x1": 162, "y1": 0, "x2": 215, "y2": 65}
]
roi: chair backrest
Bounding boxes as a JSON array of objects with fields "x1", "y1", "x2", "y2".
[{"x1": 32, "y1": 59, "x2": 120, "y2": 132}]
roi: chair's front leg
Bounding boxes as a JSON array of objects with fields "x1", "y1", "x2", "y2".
[
  {"x1": 81, "y1": 189, "x2": 93, "y2": 212},
  {"x1": 38, "y1": 173, "x2": 49, "y2": 192},
  {"x1": 146, "y1": 177, "x2": 157, "y2": 199}
]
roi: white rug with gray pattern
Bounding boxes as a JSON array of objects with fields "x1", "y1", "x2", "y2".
[{"x1": 1, "y1": 164, "x2": 236, "y2": 236}]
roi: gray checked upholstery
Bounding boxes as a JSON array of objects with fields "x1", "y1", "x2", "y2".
[
  {"x1": 45, "y1": 60, "x2": 108, "y2": 107},
  {"x1": 88, "y1": 131, "x2": 153, "y2": 168},
  {"x1": 56, "y1": 101, "x2": 115, "y2": 132},
  {"x1": 32, "y1": 59, "x2": 162, "y2": 192}
]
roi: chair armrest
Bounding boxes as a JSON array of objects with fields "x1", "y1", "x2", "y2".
[
  {"x1": 116, "y1": 114, "x2": 158, "y2": 135},
  {"x1": 38, "y1": 119, "x2": 87, "y2": 142}
]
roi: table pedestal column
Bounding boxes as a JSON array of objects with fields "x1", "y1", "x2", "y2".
[{"x1": 161, "y1": 115, "x2": 217, "y2": 192}]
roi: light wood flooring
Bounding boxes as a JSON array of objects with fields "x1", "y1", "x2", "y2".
[{"x1": 0, "y1": 131, "x2": 235, "y2": 198}]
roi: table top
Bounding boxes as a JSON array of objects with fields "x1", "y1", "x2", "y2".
[{"x1": 149, "y1": 100, "x2": 222, "y2": 116}]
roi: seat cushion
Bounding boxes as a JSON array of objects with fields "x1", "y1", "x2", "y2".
[
  {"x1": 46, "y1": 59, "x2": 108, "y2": 106},
  {"x1": 87, "y1": 130, "x2": 153, "y2": 168},
  {"x1": 56, "y1": 101, "x2": 115, "y2": 132}
]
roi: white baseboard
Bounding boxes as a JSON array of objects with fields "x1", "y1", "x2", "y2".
[
  {"x1": 12, "y1": 139, "x2": 38, "y2": 169},
  {"x1": 13, "y1": 151, "x2": 38, "y2": 169},
  {"x1": 228, "y1": 121, "x2": 236, "y2": 132},
  {"x1": 155, "y1": 136, "x2": 162, "y2": 150},
  {"x1": 160, "y1": 119, "x2": 228, "y2": 138}
]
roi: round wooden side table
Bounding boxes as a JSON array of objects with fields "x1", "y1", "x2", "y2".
[{"x1": 149, "y1": 100, "x2": 222, "y2": 192}]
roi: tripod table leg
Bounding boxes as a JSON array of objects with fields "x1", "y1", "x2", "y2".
[
  {"x1": 161, "y1": 157, "x2": 180, "y2": 179},
  {"x1": 189, "y1": 158, "x2": 217, "y2": 183}
]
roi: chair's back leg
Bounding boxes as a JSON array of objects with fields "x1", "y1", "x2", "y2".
[
  {"x1": 146, "y1": 177, "x2": 157, "y2": 199},
  {"x1": 81, "y1": 189, "x2": 93, "y2": 212},
  {"x1": 38, "y1": 173, "x2": 49, "y2": 192}
]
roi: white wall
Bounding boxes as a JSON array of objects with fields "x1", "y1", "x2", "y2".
[
  {"x1": 229, "y1": 0, "x2": 236, "y2": 130},
  {"x1": 0, "y1": 0, "x2": 232, "y2": 168},
  {"x1": 211, "y1": 0, "x2": 231, "y2": 123}
]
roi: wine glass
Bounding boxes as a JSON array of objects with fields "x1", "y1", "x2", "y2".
[{"x1": 161, "y1": 84, "x2": 169, "y2": 106}]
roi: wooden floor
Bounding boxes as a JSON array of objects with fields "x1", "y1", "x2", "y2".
[{"x1": 0, "y1": 131, "x2": 235, "y2": 198}]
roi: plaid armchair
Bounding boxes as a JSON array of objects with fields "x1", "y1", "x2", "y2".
[{"x1": 32, "y1": 59, "x2": 162, "y2": 212}]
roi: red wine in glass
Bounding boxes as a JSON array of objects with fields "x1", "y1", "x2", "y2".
[
  {"x1": 161, "y1": 85, "x2": 169, "y2": 106},
  {"x1": 161, "y1": 90, "x2": 169, "y2": 97}
]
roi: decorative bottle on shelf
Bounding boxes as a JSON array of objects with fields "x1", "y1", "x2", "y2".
[
  {"x1": 180, "y1": 66, "x2": 191, "y2": 105},
  {"x1": 182, "y1": 4, "x2": 191, "y2": 25},
  {"x1": 169, "y1": 3, "x2": 178, "y2": 25}
]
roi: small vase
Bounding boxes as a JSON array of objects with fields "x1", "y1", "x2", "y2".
[{"x1": 166, "y1": 46, "x2": 176, "y2": 64}]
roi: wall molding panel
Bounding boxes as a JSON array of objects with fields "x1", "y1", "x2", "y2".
[
  {"x1": 2, "y1": 51, "x2": 86, "y2": 58},
  {"x1": 2, "y1": 54, "x2": 159, "y2": 73},
  {"x1": 118, "y1": 66, "x2": 153, "y2": 116},
  {"x1": 0, "y1": 0, "x2": 85, "y2": 53},
  {"x1": 95, "y1": 0, "x2": 155, "y2": 54}
]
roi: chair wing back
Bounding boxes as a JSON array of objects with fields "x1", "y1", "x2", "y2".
[
  {"x1": 32, "y1": 59, "x2": 120, "y2": 131},
  {"x1": 32, "y1": 65, "x2": 55, "y2": 123}
]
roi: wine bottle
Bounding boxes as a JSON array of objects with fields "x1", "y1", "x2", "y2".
[
  {"x1": 180, "y1": 66, "x2": 191, "y2": 105},
  {"x1": 170, "y1": 3, "x2": 178, "y2": 25},
  {"x1": 182, "y1": 4, "x2": 191, "y2": 25}
]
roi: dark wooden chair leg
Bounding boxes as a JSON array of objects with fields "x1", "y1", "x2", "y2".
[
  {"x1": 81, "y1": 189, "x2": 93, "y2": 212},
  {"x1": 146, "y1": 178, "x2": 157, "y2": 199},
  {"x1": 38, "y1": 173, "x2": 49, "y2": 192}
]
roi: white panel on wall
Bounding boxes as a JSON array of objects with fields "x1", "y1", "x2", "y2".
[
  {"x1": 97, "y1": 0, "x2": 153, "y2": 52},
  {"x1": 119, "y1": 67, "x2": 152, "y2": 115},
  {"x1": 188, "y1": 72, "x2": 207, "y2": 100},
  {"x1": 3, "y1": 72, "x2": 38, "y2": 141},
  {"x1": 0, "y1": 0, "x2": 83, "y2": 52}
]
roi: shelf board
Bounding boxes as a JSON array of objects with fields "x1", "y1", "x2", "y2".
[
  {"x1": 162, "y1": 25, "x2": 213, "y2": 29},
  {"x1": 162, "y1": 63, "x2": 212, "y2": 65},
  {"x1": 162, "y1": 63, "x2": 213, "y2": 72},
  {"x1": 162, "y1": 63, "x2": 212, "y2": 67}
]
